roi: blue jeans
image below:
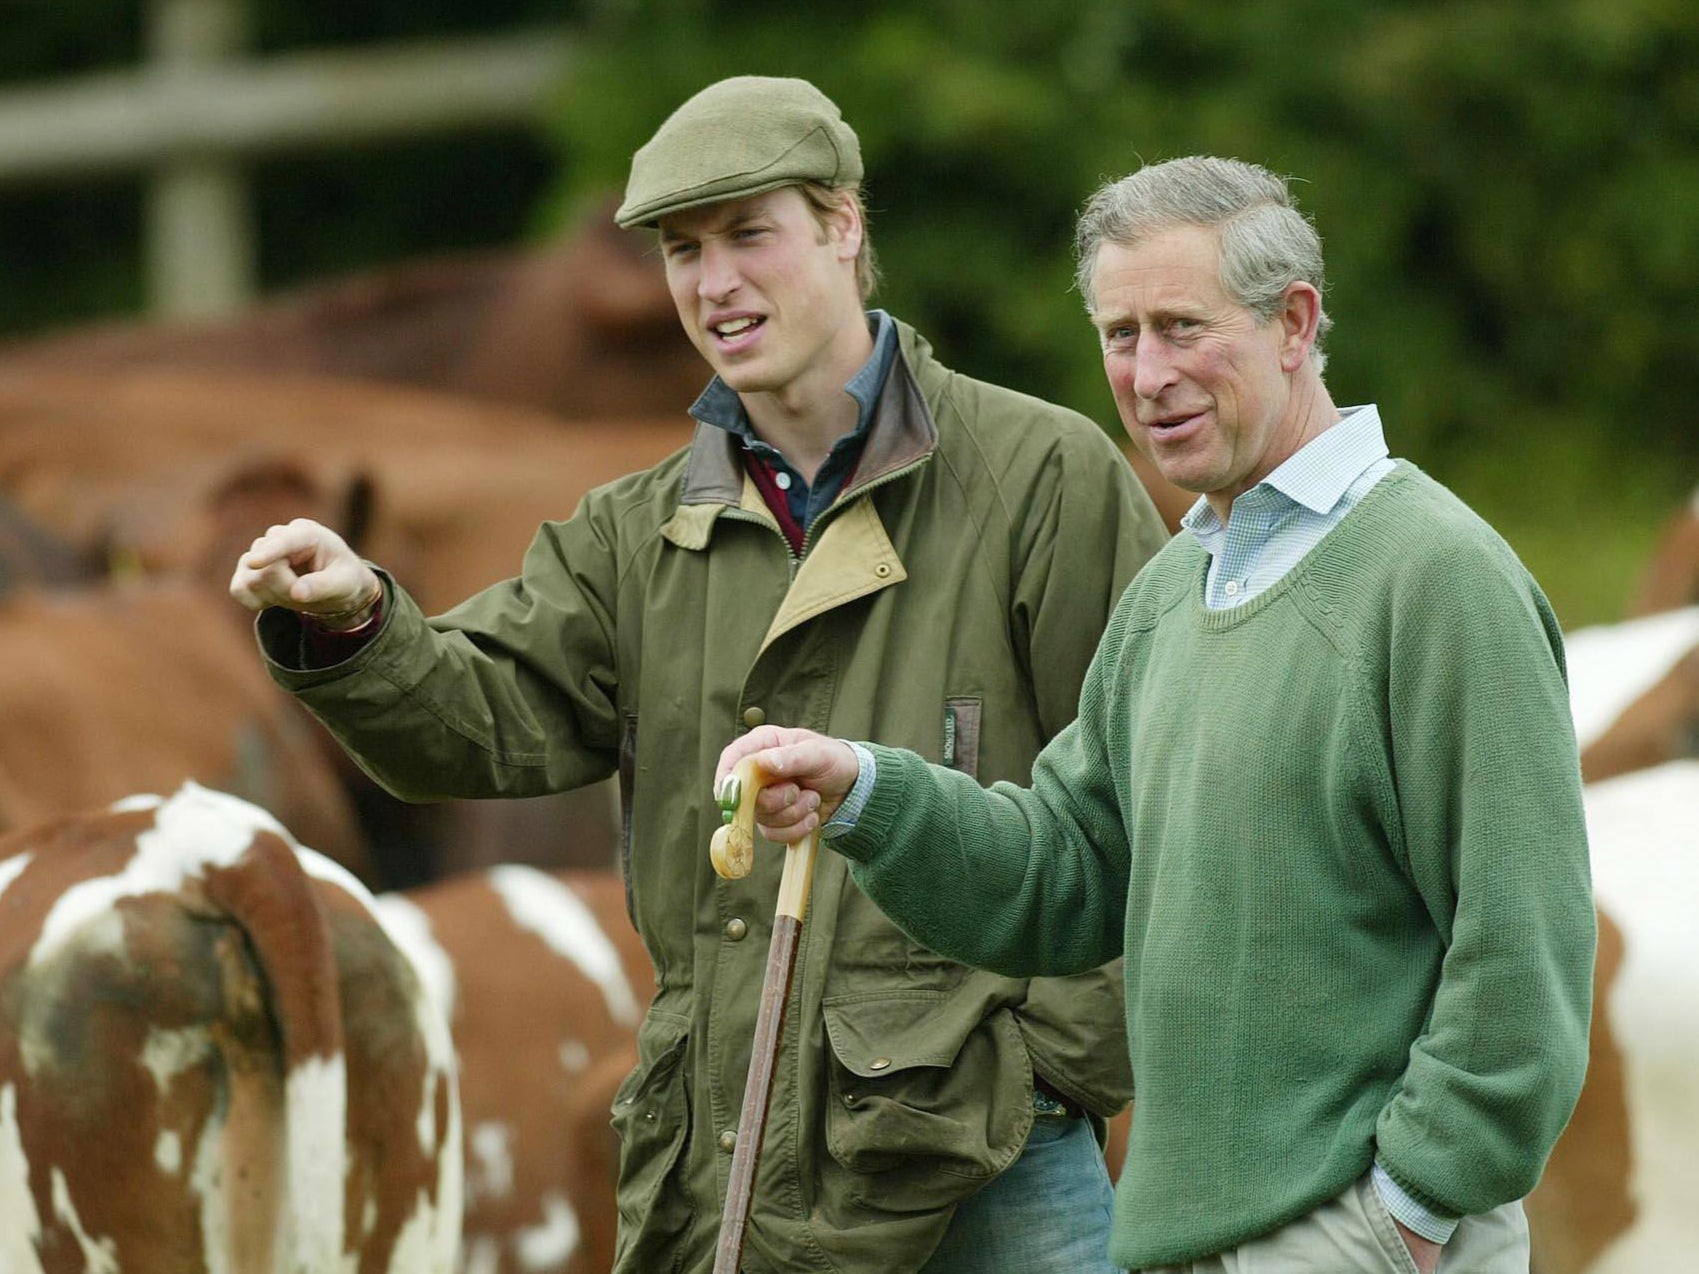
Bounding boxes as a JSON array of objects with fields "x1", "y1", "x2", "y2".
[{"x1": 919, "y1": 1110, "x2": 1118, "y2": 1273}]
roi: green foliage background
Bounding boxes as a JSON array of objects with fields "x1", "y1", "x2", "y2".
[{"x1": 3, "y1": 0, "x2": 1696, "y2": 624}]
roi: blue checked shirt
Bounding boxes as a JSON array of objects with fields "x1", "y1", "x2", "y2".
[{"x1": 1180, "y1": 404, "x2": 1396, "y2": 611}]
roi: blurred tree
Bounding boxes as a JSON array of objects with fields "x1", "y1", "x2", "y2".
[
  {"x1": 0, "y1": 0, "x2": 1692, "y2": 620},
  {"x1": 541, "y1": 0, "x2": 1699, "y2": 621}
]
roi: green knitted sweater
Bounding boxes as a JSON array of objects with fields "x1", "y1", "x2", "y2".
[{"x1": 837, "y1": 465, "x2": 1594, "y2": 1268}]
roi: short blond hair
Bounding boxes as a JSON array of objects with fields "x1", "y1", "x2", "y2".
[{"x1": 800, "y1": 182, "x2": 882, "y2": 301}]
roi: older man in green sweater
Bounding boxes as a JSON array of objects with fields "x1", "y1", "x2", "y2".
[{"x1": 719, "y1": 157, "x2": 1594, "y2": 1274}]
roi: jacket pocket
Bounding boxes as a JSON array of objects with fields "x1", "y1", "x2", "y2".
[
  {"x1": 610, "y1": 1009, "x2": 693, "y2": 1269},
  {"x1": 942, "y1": 697, "x2": 982, "y2": 778},
  {"x1": 821, "y1": 988, "x2": 1032, "y2": 1213}
]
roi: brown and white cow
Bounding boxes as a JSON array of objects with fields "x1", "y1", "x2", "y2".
[
  {"x1": 1518, "y1": 607, "x2": 1699, "y2": 1272},
  {"x1": 374, "y1": 867, "x2": 651, "y2": 1274},
  {"x1": 1630, "y1": 487, "x2": 1699, "y2": 617},
  {"x1": 1568, "y1": 605, "x2": 1699, "y2": 785},
  {"x1": 0, "y1": 782, "x2": 461, "y2": 1272}
]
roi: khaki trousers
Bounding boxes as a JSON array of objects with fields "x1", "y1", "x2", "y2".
[{"x1": 1138, "y1": 1172, "x2": 1529, "y2": 1274}]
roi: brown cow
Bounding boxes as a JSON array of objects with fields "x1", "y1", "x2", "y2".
[
  {"x1": 0, "y1": 366, "x2": 693, "y2": 615},
  {"x1": 0, "y1": 495, "x2": 88, "y2": 597},
  {"x1": 374, "y1": 866, "x2": 652, "y2": 1274},
  {"x1": 0, "y1": 783, "x2": 460, "y2": 1272},
  {"x1": 0, "y1": 197, "x2": 710, "y2": 426},
  {"x1": 0, "y1": 369, "x2": 691, "y2": 883},
  {"x1": 0, "y1": 580, "x2": 370, "y2": 882}
]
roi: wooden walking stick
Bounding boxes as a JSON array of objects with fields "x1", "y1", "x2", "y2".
[{"x1": 708, "y1": 755, "x2": 820, "y2": 1274}]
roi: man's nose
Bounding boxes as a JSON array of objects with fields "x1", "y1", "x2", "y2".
[
  {"x1": 1132, "y1": 342, "x2": 1178, "y2": 400},
  {"x1": 697, "y1": 243, "x2": 740, "y2": 301}
]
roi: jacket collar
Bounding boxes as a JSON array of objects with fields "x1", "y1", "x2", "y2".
[{"x1": 671, "y1": 322, "x2": 939, "y2": 516}]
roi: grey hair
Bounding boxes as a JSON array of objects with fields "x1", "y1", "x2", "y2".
[{"x1": 1074, "y1": 156, "x2": 1333, "y2": 370}]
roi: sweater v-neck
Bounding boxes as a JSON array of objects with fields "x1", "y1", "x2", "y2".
[{"x1": 1180, "y1": 462, "x2": 1418, "y2": 634}]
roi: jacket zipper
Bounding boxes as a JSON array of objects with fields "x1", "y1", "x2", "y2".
[{"x1": 717, "y1": 452, "x2": 932, "y2": 582}]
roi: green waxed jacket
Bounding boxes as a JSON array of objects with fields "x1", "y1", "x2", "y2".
[{"x1": 261, "y1": 321, "x2": 1169, "y2": 1273}]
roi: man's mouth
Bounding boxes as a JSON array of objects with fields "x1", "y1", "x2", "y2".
[
  {"x1": 1145, "y1": 411, "x2": 1202, "y2": 434},
  {"x1": 711, "y1": 316, "x2": 765, "y2": 340}
]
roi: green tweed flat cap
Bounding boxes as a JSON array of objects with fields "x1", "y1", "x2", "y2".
[{"x1": 615, "y1": 76, "x2": 862, "y2": 228}]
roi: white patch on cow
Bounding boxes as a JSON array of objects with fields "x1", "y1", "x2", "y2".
[
  {"x1": 1584, "y1": 760, "x2": 1699, "y2": 1271},
  {"x1": 284, "y1": 1053, "x2": 347, "y2": 1273},
  {"x1": 141, "y1": 1025, "x2": 213, "y2": 1094},
  {"x1": 109, "y1": 792, "x2": 164, "y2": 813},
  {"x1": 515, "y1": 1192, "x2": 581, "y2": 1272},
  {"x1": 297, "y1": 849, "x2": 463, "y2": 1154},
  {"x1": 461, "y1": 1236, "x2": 501, "y2": 1274},
  {"x1": 387, "y1": 1187, "x2": 458, "y2": 1274},
  {"x1": 1565, "y1": 606, "x2": 1699, "y2": 748},
  {"x1": 30, "y1": 782, "x2": 282, "y2": 970},
  {"x1": 559, "y1": 1038, "x2": 590, "y2": 1074},
  {"x1": 155, "y1": 1130, "x2": 183, "y2": 1175},
  {"x1": 489, "y1": 866, "x2": 641, "y2": 1027},
  {"x1": 467, "y1": 1121, "x2": 515, "y2": 1203},
  {"x1": 370, "y1": 893, "x2": 459, "y2": 1025},
  {"x1": 294, "y1": 845, "x2": 376, "y2": 908},
  {"x1": 0, "y1": 852, "x2": 31, "y2": 903},
  {"x1": 50, "y1": 1168, "x2": 119, "y2": 1273},
  {"x1": 0, "y1": 1084, "x2": 47, "y2": 1274},
  {"x1": 187, "y1": 1106, "x2": 229, "y2": 1272},
  {"x1": 296, "y1": 849, "x2": 463, "y2": 1265}
]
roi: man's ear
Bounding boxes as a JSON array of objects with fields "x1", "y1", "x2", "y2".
[
  {"x1": 1277, "y1": 281, "x2": 1322, "y2": 373},
  {"x1": 826, "y1": 195, "x2": 863, "y2": 265}
]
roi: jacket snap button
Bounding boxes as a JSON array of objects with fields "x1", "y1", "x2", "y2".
[
  {"x1": 718, "y1": 1130, "x2": 737, "y2": 1153},
  {"x1": 869, "y1": 1057, "x2": 892, "y2": 1071},
  {"x1": 742, "y1": 706, "x2": 766, "y2": 728},
  {"x1": 724, "y1": 918, "x2": 747, "y2": 941},
  {"x1": 874, "y1": 563, "x2": 891, "y2": 578}
]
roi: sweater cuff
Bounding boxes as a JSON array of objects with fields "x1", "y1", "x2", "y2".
[
  {"x1": 820, "y1": 742, "x2": 877, "y2": 840},
  {"x1": 1373, "y1": 1162, "x2": 1460, "y2": 1244}
]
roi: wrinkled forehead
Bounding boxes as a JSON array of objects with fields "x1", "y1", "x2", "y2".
[{"x1": 1088, "y1": 225, "x2": 1229, "y2": 319}]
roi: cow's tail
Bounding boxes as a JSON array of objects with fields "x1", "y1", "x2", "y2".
[{"x1": 197, "y1": 801, "x2": 348, "y2": 1273}]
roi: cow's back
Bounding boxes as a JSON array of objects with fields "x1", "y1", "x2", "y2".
[{"x1": 0, "y1": 784, "x2": 460, "y2": 1272}]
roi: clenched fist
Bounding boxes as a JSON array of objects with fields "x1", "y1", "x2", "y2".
[{"x1": 229, "y1": 518, "x2": 381, "y2": 631}]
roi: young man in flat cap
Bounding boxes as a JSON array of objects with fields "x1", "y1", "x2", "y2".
[{"x1": 232, "y1": 75, "x2": 1167, "y2": 1272}]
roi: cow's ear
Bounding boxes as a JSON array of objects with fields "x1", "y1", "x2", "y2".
[{"x1": 339, "y1": 470, "x2": 376, "y2": 557}]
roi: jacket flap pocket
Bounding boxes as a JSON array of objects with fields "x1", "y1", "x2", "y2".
[{"x1": 822, "y1": 989, "x2": 987, "y2": 1077}]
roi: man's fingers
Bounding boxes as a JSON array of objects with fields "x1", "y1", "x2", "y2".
[
  {"x1": 715, "y1": 725, "x2": 782, "y2": 783},
  {"x1": 240, "y1": 521, "x2": 319, "y2": 572},
  {"x1": 757, "y1": 811, "x2": 820, "y2": 845}
]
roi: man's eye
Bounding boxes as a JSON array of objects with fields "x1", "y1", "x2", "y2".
[{"x1": 664, "y1": 242, "x2": 699, "y2": 260}]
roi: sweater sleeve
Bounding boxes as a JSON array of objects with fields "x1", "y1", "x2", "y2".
[
  {"x1": 833, "y1": 606, "x2": 1134, "y2": 978},
  {"x1": 1371, "y1": 534, "x2": 1595, "y2": 1218}
]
